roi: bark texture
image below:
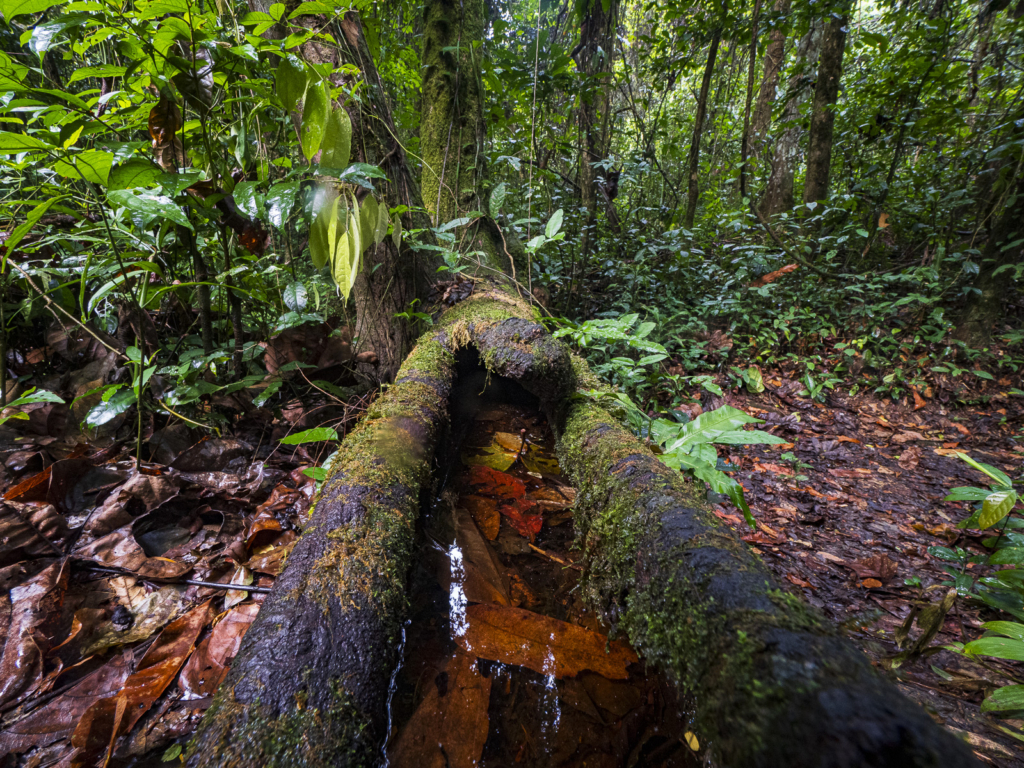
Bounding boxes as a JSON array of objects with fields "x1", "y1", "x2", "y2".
[
  {"x1": 555, "y1": 393, "x2": 980, "y2": 768},
  {"x1": 761, "y1": 19, "x2": 821, "y2": 216},
  {"x1": 803, "y1": 6, "x2": 850, "y2": 204},
  {"x1": 684, "y1": 30, "x2": 722, "y2": 229},
  {"x1": 750, "y1": 0, "x2": 790, "y2": 152}
]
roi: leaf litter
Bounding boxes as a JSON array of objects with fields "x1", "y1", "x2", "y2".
[
  {"x1": 0, "y1": 333, "x2": 353, "y2": 764},
  {"x1": 389, "y1": 388, "x2": 700, "y2": 768}
]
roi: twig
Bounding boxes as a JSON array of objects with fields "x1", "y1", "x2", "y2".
[
  {"x1": 80, "y1": 564, "x2": 272, "y2": 593},
  {"x1": 527, "y1": 543, "x2": 582, "y2": 570}
]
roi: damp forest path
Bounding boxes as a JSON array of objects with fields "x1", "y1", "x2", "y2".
[
  {"x1": 386, "y1": 370, "x2": 699, "y2": 768},
  {"x1": 701, "y1": 373, "x2": 1024, "y2": 766}
]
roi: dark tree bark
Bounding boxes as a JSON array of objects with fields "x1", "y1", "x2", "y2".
[
  {"x1": 684, "y1": 30, "x2": 722, "y2": 229},
  {"x1": 750, "y1": 0, "x2": 790, "y2": 152},
  {"x1": 761, "y1": 19, "x2": 821, "y2": 215},
  {"x1": 956, "y1": 159, "x2": 1024, "y2": 344},
  {"x1": 739, "y1": 0, "x2": 762, "y2": 199},
  {"x1": 574, "y1": 0, "x2": 620, "y2": 257},
  {"x1": 803, "y1": 5, "x2": 850, "y2": 204}
]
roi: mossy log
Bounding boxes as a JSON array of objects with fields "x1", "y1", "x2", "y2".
[{"x1": 190, "y1": 283, "x2": 977, "y2": 767}]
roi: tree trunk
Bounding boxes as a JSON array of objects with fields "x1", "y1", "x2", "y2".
[
  {"x1": 803, "y1": 6, "x2": 850, "y2": 204},
  {"x1": 739, "y1": 0, "x2": 762, "y2": 199},
  {"x1": 575, "y1": 0, "x2": 620, "y2": 258},
  {"x1": 684, "y1": 30, "x2": 722, "y2": 229},
  {"x1": 750, "y1": 0, "x2": 790, "y2": 153},
  {"x1": 760, "y1": 19, "x2": 821, "y2": 216},
  {"x1": 956, "y1": 161, "x2": 1024, "y2": 344}
]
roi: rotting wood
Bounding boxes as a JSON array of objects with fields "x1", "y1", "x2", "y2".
[{"x1": 189, "y1": 281, "x2": 979, "y2": 767}]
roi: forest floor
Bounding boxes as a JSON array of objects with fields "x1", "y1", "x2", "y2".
[
  {"x1": 715, "y1": 374, "x2": 1024, "y2": 765},
  {"x1": 0, "y1": 326, "x2": 1022, "y2": 765}
]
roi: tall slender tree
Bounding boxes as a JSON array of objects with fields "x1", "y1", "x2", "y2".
[
  {"x1": 750, "y1": 0, "x2": 791, "y2": 150},
  {"x1": 803, "y1": 2, "x2": 852, "y2": 204},
  {"x1": 684, "y1": 28, "x2": 723, "y2": 228}
]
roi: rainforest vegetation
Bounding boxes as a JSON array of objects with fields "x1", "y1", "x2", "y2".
[{"x1": 0, "y1": 0, "x2": 1022, "y2": 764}]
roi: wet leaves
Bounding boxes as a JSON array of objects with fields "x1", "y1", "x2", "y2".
[
  {"x1": 179, "y1": 603, "x2": 258, "y2": 700},
  {"x1": 456, "y1": 604, "x2": 637, "y2": 680},
  {"x1": 390, "y1": 650, "x2": 492, "y2": 768}
]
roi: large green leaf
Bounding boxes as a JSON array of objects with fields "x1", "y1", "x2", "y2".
[
  {"x1": 944, "y1": 486, "x2": 992, "y2": 502},
  {"x1": 320, "y1": 106, "x2": 352, "y2": 171},
  {"x1": 276, "y1": 55, "x2": 307, "y2": 112},
  {"x1": 982, "y1": 622, "x2": 1024, "y2": 642},
  {"x1": 308, "y1": 197, "x2": 335, "y2": 270},
  {"x1": 108, "y1": 159, "x2": 163, "y2": 190},
  {"x1": 52, "y1": 149, "x2": 114, "y2": 186},
  {"x1": 300, "y1": 80, "x2": 328, "y2": 161},
  {"x1": 266, "y1": 181, "x2": 299, "y2": 228},
  {"x1": 702, "y1": 429, "x2": 788, "y2": 446},
  {"x1": 489, "y1": 182, "x2": 507, "y2": 217},
  {"x1": 0, "y1": 132, "x2": 49, "y2": 154},
  {"x1": 662, "y1": 405, "x2": 761, "y2": 451},
  {"x1": 979, "y1": 490, "x2": 1018, "y2": 529},
  {"x1": 965, "y1": 636, "x2": 1024, "y2": 662},
  {"x1": 0, "y1": 0, "x2": 63, "y2": 17},
  {"x1": 956, "y1": 452, "x2": 1013, "y2": 489},
  {"x1": 545, "y1": 208, "x2": 563, "y2": 238},
  {"x1": 280, "y1": 427, "x2": 339, "y2": 444},
  {"x1": 107, "y1": 189, "x2": 193, "y2": 230},
  {"x1": 283, "y1": 282, "x2": 307, "y2": 311},
  {"x1": 1, "y1": 197, "x2": 65, "y2": 264},
  {"x1": 660, "y1": 448, "x2": 755, "y2": 528},
  {"x1": 982, "y1": 685, "x2": 1024, "y2": 713},
  {"x1": 332, "y1": 229, "x2": 356, "y2": 300},
  {"x1": 359, "y1": 194, "x2": 377, "y2": 250},
  {"x1": 374, "y1": 201, "x2": 389, "y2": 245}
]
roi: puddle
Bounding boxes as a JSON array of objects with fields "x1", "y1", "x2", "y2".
[{"x1": 385, "y1": 360, "x2": 701, "y2": 767}]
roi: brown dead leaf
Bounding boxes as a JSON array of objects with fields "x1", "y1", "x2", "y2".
[
  {"x1": 0, "y1": 500, "x2": 68, "y2": 557},
  {"x1": 0, "y1": 652, "x2": 132, "y2": 757},
  {"x1": 390, "y1": 650, "x2": 492, "y2": 768},
  {"x1": 460, "y1": 496, "x2": 500, "y2": 540},
  {"x1": 934, "y1": 447, "x2": 962, "y2": 458},
  {"x1": 785, "y1": 573, "x2": 814, "y2": 589},
  {"x1": 448, "y1": 509, "x2": 510, "y2": 606},
  {"x1": 848, "y1": 555, "x2": 899, "y2": 582},
  {"x1": 0, "y1": 560, "x2": 68, "y2": 710},
  {"x1": 912, "y1": 389, "x2": 927, "y2": 410},
  {"x1": 456, "y1": 604, "x2": 637, "y2": 680},
  {"x1": 898, "y1": 446, "x2": 922, "y2": 471},
  {"x1": 861, "y1": 578, "x2": 883, "y2": 589},
  {"x1": 74, "y1": 521, "x2": 191, "y2": 581},
  {"x1": 892, "y1": 431, "x2": 927, "y2": 444},
  {"x1": 750, "y1": 263, "x2": 798, "y2": 287},
  {"x1": 179, "y1": 603, "x2": 259, "y2": 700},
  {"x1": 835, "y1": 436, "x2": 861, "y2": 444},
  {"x1": 71, "y1": 601, "x2": 212, "y2": 765}
]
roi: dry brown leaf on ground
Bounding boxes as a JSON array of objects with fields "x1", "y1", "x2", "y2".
[
  {"x1": 848, "y1": 555, "x2": 899, "y2": 583},
  {"x1": 179, "y1": 602, "x2": 259, "y2": 700},
  {"x1": 456, "y1": 604, "x2": 637, "y2": 680},
  {"x1": 70, "y1": 600, "x2": 212, "y2": 765},
  {"x1": 0, "y1": 560, "x2": 68, "y2": 710},
  {"x1": 449, "y1": 509, "x2": 511, "y2": 606},
  {"x1": 899, "y1": 446, "x2": 922, "y2": 470},
  {"x1": 389, "y1": 649, "x2": 492, "y2": 768}
]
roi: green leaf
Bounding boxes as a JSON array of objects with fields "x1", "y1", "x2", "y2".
[
  {"x1": 391, "y1": 213, "x2": 402, "y2": 250},
  {"x1": 490, "y1": 182, "x2": 507, "y2": 218},
  {"x1": 108, "y1": 189, "x2": 193, "y2": 230},
  {"x1": 359, "y1": 195, "x2": 377, "y2": 251},
  {"x1": 1, "y1": 197, "x2": 65, "y2": 263},
  {"x1": 266, "y1": 181, "x2": 299, "y2": 228},
  {"x1": 374, "y1": 201, "x2": 389, "y2": 245},
  {"x1": 662, "y1": 405, "x2": 761, "y2": 451},
  {"x1": 283, "y1": 282, "x2": 307, "y2": 311},
  {"x1": 988, "y1": 548, "x2": 1024, "y2": 565},
  {"x1": 85, "y1": 388, "x2": 137, "y2": 427},
  {"x1": 745, "y1": 366, "x2": 765, "y2": 393},
  {"x1": 108, "y1": 159, "x2": 163, "y2": 190},
  {"x1": 308, "y1": 196, "x2": 337, "y2": 270},
  {"x1": 68, "y1": 64, "x2": 127, "y2": 84},
  {"x1": 300, "y1": 80, "x2": 329, "y2": 161},
  {"x1": 233, "y1": 181, "x2": 261, "y2": 221},
  {"x1": 964, "y1": 636, "x2": 1024, "y2": 662},
  {"x1": 288, "y1": 0, "x2": 335, "y2": 16},
  {"x1": 974, "y1": 370, "x2": 995, "y2": 380},
  {"x1": 982, "y1": 621, "x2": 1024, "y2": 642},
  {"x1": 280, "y1": 427, "x2": 339, "y2": 444},
  {"x1": 705, "y1": 429, "x2": 788, "y2": 446},
  {"x1": 52, "y1": 149, "x2": 114, "y2": 186},
  {"x1": 320, "y1": 106, "x2": 352, "y2": 171},
  {"x1": 944, "y1": 486, "x2": 992, "y2": 502},
  {"x1": 276, "y1": 55, "x2": 308, "y2": 113},
  {"x1": 545, "y1": 208, "x2": 563, "y2": 239},
  {"x1": 0, "y1": 0, "x2": 62, "y2": 17},
  {"x1": 0, "y1": 132, "x2": 49, "y2": 154},
  {"x1": 982, "y1": 685, "x2": 1024, "y2": 713},
  {"x1": 956, "y1": 452, "x2": 1013, "y2": 488},
  {"x1": 331, "y1": 229, "x2": 356, "y2": 300},
  {"x1": 979, "y1": 490, "x2": 1018, "y2": 529}
]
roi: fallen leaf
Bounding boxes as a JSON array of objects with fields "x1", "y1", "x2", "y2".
[
  {"x1": 461, "y1": 431, "x2": 524, "y2": 472},
  {"x1": 912, "y1": 389, "x2": 927, "y2": 410},
  {"x1": 0, "y1": 560, "x2": 68, "y2": 709},
  {"x1": 898, "y1": 445, "x2": 922, "y2": 471},
  {"x1": 245, "y1": 535, "x2": 296, "y2": 576},
  {"x1": 179, "y1": 602, "x2": 259, "y2": 700},
  {"x1": 750, "y1": 263, "x2": 798, "y2": 287},
  {"x1": 74, "y1": 521, "x2": 191, "y2": 580},
  {"x1": 835, "y1": 436, "x2": 861, "y2": 444},
  {"x1": 456, "y1": 604, "x2": 637, "y2": 680},
  {"x1": 785, "y1": 573, "x2": 814, "y2": 589},
  {"x1": 464, "y1": 465, "x2": 526, "y2": 500},
  {"x1": 861, "y1": 578, "x2": 883, "y2": 589},
  {"x1": 224, "y1": 566, "x2": 253, "y2": 609},
  {"x1": 892, "y1": 431, "x2": 927, "y2": 444},
  {"x1": 498, "y1": 498, "x2": 543, "y2": 542},
  {"x1": 934, "y1": 447, "x2": 962, "y2": 458},
  {"x1": 389, "y1": 650, "x2": 492, "y2": 768},
  {"x1": 521, "y1": 446, "x2": 560, "y2": 476},
  {"x1": 460, "y1": 496, "x2": 500, "y2": 540},
  {"x1": 0, "y1": 500, "x2": 68, "y2": 557},
  {"x1": 0, "y1": 652, "x2": 132, "y2": 757},
  {"x1": 684, "y1": 732, "x2": 700, "y2": 751},
  {"x1": 83, "y1": 586, "x2": 188, "y2": 656},
  {"x1": 450, "y1": 509, "x2": 511, "y2": 606},
  {"x1": 950, "y1": 422, "x2": 970, "y2": 436},
  {"x1": 848, "y1": 555, "x2": 899, "y2": 582},
  {"x1": 70, "y1": 601, "x2": 212, "y2": 764}
]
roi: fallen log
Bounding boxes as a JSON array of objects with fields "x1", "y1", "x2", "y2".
[{"x1": 188, "y1": 283, "x2": 977, "y2": 767}]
